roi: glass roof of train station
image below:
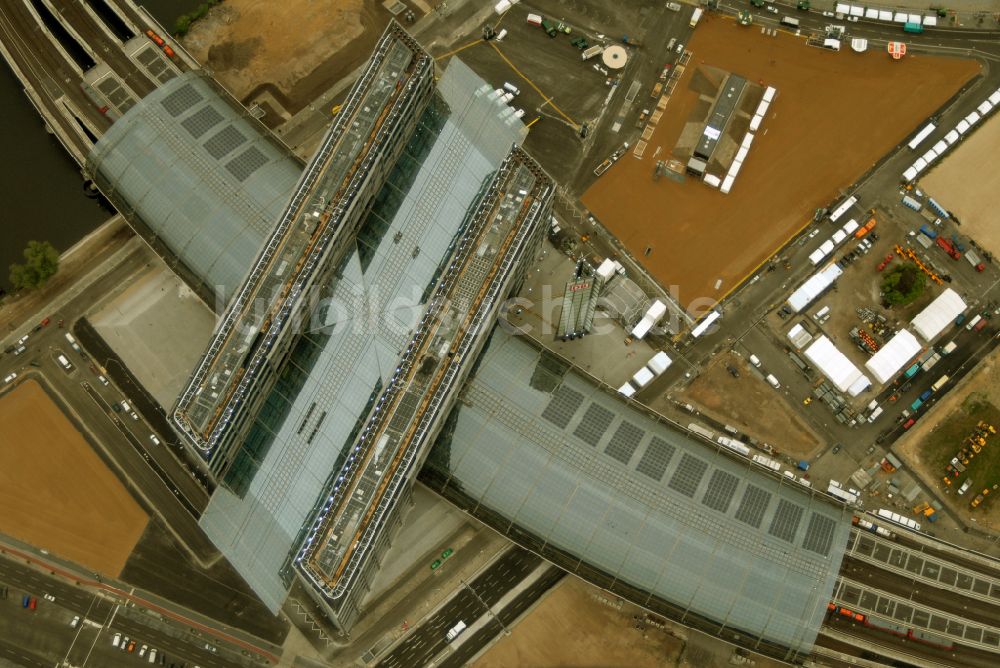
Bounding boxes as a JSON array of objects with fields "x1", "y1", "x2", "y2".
[
  {"x1": 86, "y1": 71, "x2": 302, "y2": 303},
  {"x1": 424, "y1": 330, "x2": 853, "y2": 654}
]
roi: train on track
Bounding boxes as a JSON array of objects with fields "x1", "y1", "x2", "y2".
[{"x1": 827, "y1": 603, "x2": 956, "y2": 651}]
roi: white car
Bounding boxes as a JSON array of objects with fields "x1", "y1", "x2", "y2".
[
  {"x1": 748, "y1": 354, "x2": 761, "y2": 368},
  {"x1": 204, "y1": 643, "x2": 217, "y2": 653},
  {"x1": 97, "y1": 374, "x2": 109, "y2": 386},
  {"x1": 3, "y1": 372, "x2": 16, "y2": 384},
  {"x1": 13, "y1": 345, "x2": 26, "y2": 356},
  {"x1": 43, "y1": 593, "x2": 56, "y2": 602},
  {"x1": 70, "y1": 615, "x2": 80, "y2": 628},
  {"x1": 112, "y1": 632, "x2": 122, "y2": 647},
  {"x1": 847, "y1": 15, "x2": 859, "y2": 22},
  {"x1": 149, "y1": 434, "x2": 161, "y2": 446},
  {"x1": 675, "y1": 42, "x2": 684, "y2": 54},
  {"x1": 822, "y1": 10, "x2": 834, "y2": 17},
  {"x1": 139, "y1": 645, "x2": 148, "y2": 658},
  {"x1": 766, "y1": 5, "x2": 778, "y2": 13}
]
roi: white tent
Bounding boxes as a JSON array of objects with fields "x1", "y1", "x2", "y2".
[
  {"x1": 646, "y1": 300, "x2": 667, "y2": 322},
  {"x1": 788, "y1": 323, "x2": 813, "y2": 349},
  {"x1": 804, "y1": 336, "x2": 869, "y2": 394},
  {"x1": 911, "y1": 288, "x2": 967, "y2": 341},
  {"x1": 617, "y1": 382, "x2": 636, "y2": 397},
  {"x1": 865, "y1": 329, "x2": 922, "y2": 384},
  {"x1": 632, "y1": 367, "x2": 655, "y2": 388},
  {"x1": 647, "y1": 351, "x2": 672, "y2": 375},
  {"x1": 631, "y1": 315, "x2": 654, "y2": 340},
  {"x1": 847, "y1": 375, "x2": 872, "y2": 397},
  {"x1": 787, "y1": 263, "x2": 843, "y2": 312}
]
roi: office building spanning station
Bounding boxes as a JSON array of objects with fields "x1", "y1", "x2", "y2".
[{"x1": 85, "y1": 21, "x2": 854, "y2": 659}]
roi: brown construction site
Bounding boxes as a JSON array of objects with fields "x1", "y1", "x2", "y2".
[
  {"x1": 0, "y1": 380, "x2": 147, "y2": 576},
  {"x1": 582, "y1": 20, "x2": 979, "y2": 314}
]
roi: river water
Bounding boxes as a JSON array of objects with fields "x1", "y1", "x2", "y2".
[{"x1": 0, "y1": 0, "x2": 205, "y2": 293}]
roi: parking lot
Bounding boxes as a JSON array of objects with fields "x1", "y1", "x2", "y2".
[{"x1": 580, "y1": 16, "x2": 979, "y2": 313}]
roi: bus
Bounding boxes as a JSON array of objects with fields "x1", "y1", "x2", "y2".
[
  {"x1": 780, "y1": 16, "x2": 800, "y2": 28},
  {"x1": 931, "y1": 375, "x2": 950, "y2": 393}
]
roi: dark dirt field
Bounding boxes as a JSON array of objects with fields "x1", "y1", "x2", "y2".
[{"x1": 582, "y1": 15, "x2": 980, "y2": 315}]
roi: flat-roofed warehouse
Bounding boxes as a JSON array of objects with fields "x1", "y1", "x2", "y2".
[{"x1": 422, "y1": 330, "x2": 852, "y2": 661}]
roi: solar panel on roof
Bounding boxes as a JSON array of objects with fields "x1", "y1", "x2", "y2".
[
  {"x1": 635, "y1": 436, "x2": 675, "y2": 480},
  {"x1": 701, "y1": 469, "x2": 739, "y2": 513},
  {"x1": 182, "y1": 106, "x2": 225, "y2": 139},
  {"x1": 161, "y1": 82, "x2": 203, "y2": 116},
  {"x1": 204, "y1": 125, "x2": 248, "y2": 160},
  {"x1": 769, "y1": 499, "x2": 805, "y2": 543},
  {"x1": 735, "y1": 485, "x2": 771, "y2": 528},
  {"x1": 604, "y1": 421, "x2": 644, "y2": 464},
  {"x1": 541, "y1": 385, "x2": 584, "y2": 428},
  {"x1": 226, "y1": 146, "x2": 269, "y2": 183},
  {"x1": 667, "y1": 453, "x2": 708, "y2": 497},
  {"x1": 574, "y1": 403, "x2": 615, "y2": 447},
  {"x1": 802, "y1": 512, "x2": 837, "y2": 556}
]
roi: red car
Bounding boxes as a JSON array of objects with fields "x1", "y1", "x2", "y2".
[
  {"x1": 28, "y1": 597, "x2": 36, "y2": 610},
  {"x1": 903, "y1": 418, "x2": 916, "y2": 430}
]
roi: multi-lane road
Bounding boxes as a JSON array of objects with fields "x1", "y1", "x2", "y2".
[{"x1": 377, "y1": 547, "x2": 562, "y2": 668}]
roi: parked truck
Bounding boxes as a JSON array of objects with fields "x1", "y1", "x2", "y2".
[
  {"x1": 581, "y1": 45, "x2": 603, "y2": 60},
  {"x1": 936, "y1": 236, "x2": 961, "y2": 260},
  {"x1": 919, "y1": 223, "x2": 938, "y2": 239},
  {"x1": 965, "y1": 249, "x2": 986, "y2": 272},
  {"x1": 903, "y1": 21, "x2": 924, "y2": 33},
  {"x1": 690, "y1": 7, "x2": 704, "y2": 27},
  {"x1": 540, "y1": 18, "x2": 558, "y2": 37}
]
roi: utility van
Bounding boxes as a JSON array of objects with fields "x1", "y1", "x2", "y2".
[{"x1": 445, "y1": 621, "x2": 467, "y2": 642}]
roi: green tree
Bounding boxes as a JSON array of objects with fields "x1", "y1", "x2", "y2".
[
  {"x1": 9, "y1": 240, "x2": 60, "y2": 290},
  {"x1": 881, "y1": 262, "x2": 926, "y2": 306}
]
